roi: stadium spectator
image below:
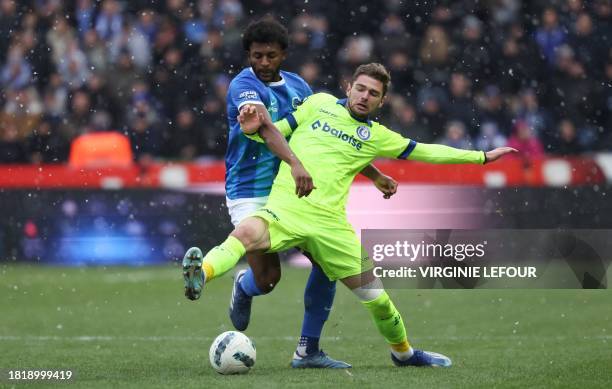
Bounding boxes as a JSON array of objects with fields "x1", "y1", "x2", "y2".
[
  {"x1": 95, "y1": 0, "x2": 123, "y2": 42},
  {"x1": 494, "y1": 22, "x2": 546, "y2": 93},
  {"x1": 75, "y1": 0, "x2": 96, "y2": 37},
  {"x1": 477, "y1": 85, "x2": 512, "y2": 136},
  {"x1": 507, "y1": 120, "x2": 545, "y2": 159},
  {"x1": 455, "y1": 15, "x2": 492, "y2": 82},
  {"x1": 26, "y1": 115, "x2": 69, "y2": 163},
  {"x1": 415, "y1": 24, "x2": 452, "y2": 86},
  {"x1": 57, "y1": 39, "x2": 90, "y2": 90},
  {"x1": 437, "y1": 120, "x2": 473, "y2": 149},
  {"x1": 42, "y1": 74, "x2": 69, "y2": 120},
  {"x1": 388, "y1": 96, "x2": 431, "y2": 142},
  {"x1": 552, "y1": 118, "x2": 583, "y2": 155},
  {"x1": 446, "y1": 71, "x2": 477, "y2": 131},
  {"x1": 82, "y1": 29, "x2": 109, "y2": 74},
  {"x1": 47, "y1": 16, "x2": 77, "y2": 66},
  {"x1": 0, "y1": 122, "x2": 27, "y2": 163},
  {"x1": 168, "y1": 107, "x2": 200, "y2": 160},
  {"x1": 1, "y1": 46, "x2": 32, "y2": 92},
  {"x1": 534, "y1": 7, "x2": 567, "y2": 66},
  {"x1": 514, "y1": 88, "x2": 553, "y2": 147},
  {"x1": 109, "y1": 19, "x2": 151, "y2": 69},
  {"x1": 0, "y1": 0, "x2": 19, "y2": 64},
  {"x1": 0, "y1": 1, "x2": 608, "y2": 163},
  {"x1": 417, "y1": 87, "x2": 448, "y2": 140},
  {"x1": 475, "y1": 122, "x2": 508, "y2": 151},
  {"x1": 567, "y1": 12, "x2": 598, "y2": 76},
  {"x1": 61, "y1": 89, "x2": 92, "y2": 139},
  {"x1": 126, "y1": 96, "x2": 163, "y2": 163}
]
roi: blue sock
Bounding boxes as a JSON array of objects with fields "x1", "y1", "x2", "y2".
[
  {"x1": 239, "y1": 267, "x2": 263, "y2": 297},
  {"x1": 297, "y1": 265, "x2": 336, "y2": 355}
]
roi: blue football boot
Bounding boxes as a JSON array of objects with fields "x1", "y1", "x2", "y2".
[
  {"x1": 391, "y1": 349, "x2": 452, "y2": 367},
  {"x1": 291, "y1": 350, "x2": 352, "y2": 369},
  {"x1": 229, "y1": 269, "x2": 253, "y2": 331}
]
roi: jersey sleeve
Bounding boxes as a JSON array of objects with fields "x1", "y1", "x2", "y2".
[
  {"x1": 244, "y1": 93, "x2": 320, "y2": 143},
  {"x1": 376, "y1": 124, "x2": 485, "y2": 164},
  {"x1": 406, "y1": 143, "x2": 485, "y2": 164},
  {"x1": 228, "y1": 78, "x2": 266, "y2": 111},
  {"x1": 302, "y1": 80, "x2": 314, "y2": 97},
  {"x1": 375, "y1": 124, "x2": 413, "y2": 159}
]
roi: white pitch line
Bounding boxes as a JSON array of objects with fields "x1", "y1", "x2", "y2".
[{"x1": 0, "y1": 335, "x2": 610, "y2": 342}]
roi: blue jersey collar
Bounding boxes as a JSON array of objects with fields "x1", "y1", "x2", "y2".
[
  {"x1": 249, "y1": 67, "x2": 286, "y2": 86},
  {"x1": 336, "y1": 98, "x2": 372, "y2": 126}
]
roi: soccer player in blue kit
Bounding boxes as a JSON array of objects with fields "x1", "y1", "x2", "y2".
[{"x1": 183, "y1": 18, "x2": 397, "y2": 368}]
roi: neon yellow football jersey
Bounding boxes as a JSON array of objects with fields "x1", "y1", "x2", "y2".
[{"x1": 248, "y1": 92, "x2": 485, "y2": 215}]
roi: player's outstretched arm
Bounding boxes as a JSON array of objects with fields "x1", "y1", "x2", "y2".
[
  {"x1": 406, "y1": 142, "x2": 517, "y2": 164},
  {"x1": 483, "y1": 147, "x2": 518, "y2": 163},
  {"x1": 238, "y1": 104, "x2": 314, "y2": 197},
  {"x1": 360, "y1": 164, "x2": 398, "y2": 199}
]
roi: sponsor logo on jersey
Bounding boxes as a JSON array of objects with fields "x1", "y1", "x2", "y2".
[
  {"x1": 318, "y1": 108, "x2": 339, "y2": 117},
  {"x1": 310, "y1": 120, "x2": 363, "y2": 151},
  {"x1": 238, "y1": 90, "x2": 258, "y2": 100},
  {"x1": 356, "y1": 125, "x2": 371, "y2": 141}
]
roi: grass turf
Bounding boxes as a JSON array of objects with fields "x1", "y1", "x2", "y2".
[{"x1": 1, "y1": 264, "x2": 611, "y2": 388}]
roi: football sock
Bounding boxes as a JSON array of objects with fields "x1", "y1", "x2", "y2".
[
  {"x1": 296, "y1": 336, "x2": 319, "y2": 357},
  {"x1": 202, "y1": 236, "x2": 246, "y2": 282},
  {"x1": 391, "y1": 342, "x2": 414, "y2": 360},
  {"x1": 239, "y1": 267, "x2": 263, "y2": 296},
  {"x1": 361, "y1": 291, "x2": 413, "y2": 359},
  {"x1": 296, "y1": 265, "x2": 336, "y2": 356}
]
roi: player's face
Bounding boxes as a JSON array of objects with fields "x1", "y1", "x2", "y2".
[
  {"x1": 346, "y1": 75, "x2": 385, "y2": 118},
  {"x1": 247, "y1": 42, "x2": 286, "y2": 83}
]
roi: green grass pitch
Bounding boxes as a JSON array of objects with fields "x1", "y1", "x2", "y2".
[{"x1": 1, "y1": 264, "x2": 611, "y2": 388}]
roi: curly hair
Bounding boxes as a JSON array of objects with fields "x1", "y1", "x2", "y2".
[{"x1": 242, "y1": 17, "x2": 289, "y2": 51}]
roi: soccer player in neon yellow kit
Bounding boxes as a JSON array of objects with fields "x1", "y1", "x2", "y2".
[{"x1": 185, "y1": 63, "x2": 516, "y2": 366}]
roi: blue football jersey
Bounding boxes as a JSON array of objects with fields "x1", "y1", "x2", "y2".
[{"x1": 225, "y1": 67, "x2": 313, "y2": 200}]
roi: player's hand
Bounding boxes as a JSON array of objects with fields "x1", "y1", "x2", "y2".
[
  {"x1": 237, "y1": 105, "x2": 263, "y2": 134},
  {"x1": 374, "y1": 174, "x2": 398, "y2": 199},
  {"x1": 290, "y1": 161, "x2": 315, "y2": 198},
  {"x1": 484, "y1": 147, "x2": 518, "y2": 163}
]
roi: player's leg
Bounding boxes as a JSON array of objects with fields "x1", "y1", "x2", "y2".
[
  {"x1": 224, "y1": 197, "x2": 283, "y2": 330},
  {"x1": 183, "y1": 216, "x2": 271, "y2": 300},
  {"x1": 296, "y1": 261, "x2": 334, "y2": 357},
  {"x1": 341, "y1": 270, "x2": 452, "y2": 367},
  {"x1": 290, "y1": 257, "x2": 351, "y2": 368},
  {"x1": 229, "y1": 252, "x2": 281, "y2": 330},
  {"x1": 306, "y1": 222, "x2": 451, "y2": 367}
]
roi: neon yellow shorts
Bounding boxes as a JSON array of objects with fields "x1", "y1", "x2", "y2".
[{"x1": 250, "y1": 200, "x2": 373, "y2": 281}]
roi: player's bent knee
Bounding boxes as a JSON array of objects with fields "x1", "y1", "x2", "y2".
[
  {"x1": 231, "y1": 217, "x2": 269, "y2": 251},
  {"x1": 253, "y1": 266, "x2": 280, "y2": 294}
]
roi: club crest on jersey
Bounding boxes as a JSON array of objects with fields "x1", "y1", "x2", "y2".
[
  {"x1": 356, "y1": 126, "x2": 371, "y2": 141},
  {"x1": 291, "y1": 96, "x2": 302, "y2": 109}
]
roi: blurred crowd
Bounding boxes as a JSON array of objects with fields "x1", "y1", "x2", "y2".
[{"x1": 0, "y1": 0, "x2": 610, "y2": 164}]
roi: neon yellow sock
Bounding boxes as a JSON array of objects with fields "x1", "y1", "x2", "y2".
[
  {"x1": 361, "y1": 291, "x2": 410, "y2": 347},
  {"x1": 202, "y1": 236, "x2": 246, "y2": 281}
]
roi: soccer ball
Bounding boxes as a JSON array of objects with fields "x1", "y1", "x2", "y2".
[{"x1": 209, "y1": 331, "x2": 256, "y2": 374}]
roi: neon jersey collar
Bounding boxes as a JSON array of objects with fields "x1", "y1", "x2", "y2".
[{"x1": 336, "y1": 98, "x2": 372, "y2": 126}]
